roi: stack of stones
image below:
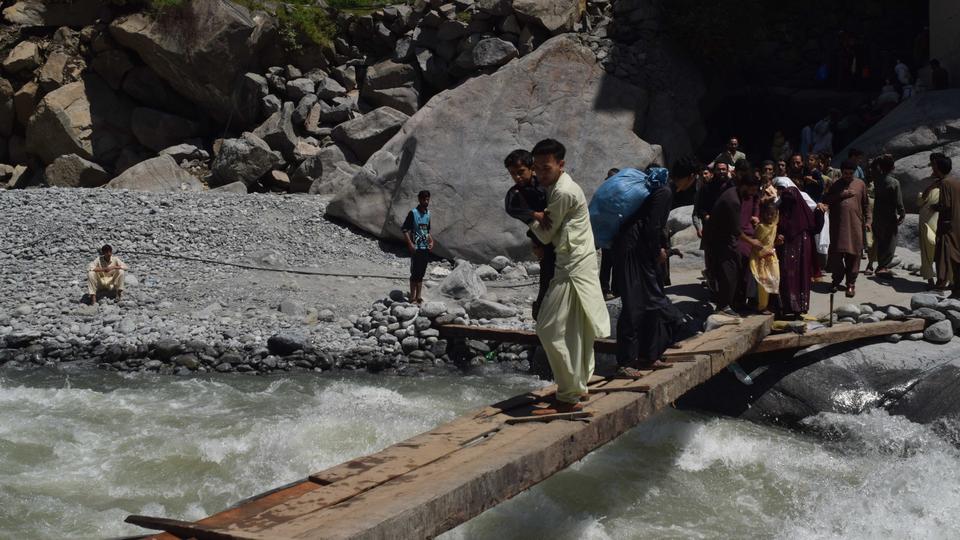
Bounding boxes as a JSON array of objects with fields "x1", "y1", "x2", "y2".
[
  {"x1": 341, "y1": 290, "x2": 535, "y2": 371},
  {"x1": 832, "y1": 292, "x2": 960, "y2": 344}
]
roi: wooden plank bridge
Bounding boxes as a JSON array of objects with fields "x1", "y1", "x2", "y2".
[{"x1": 127, "y1": 316, "x2": 923, "y2": 540}]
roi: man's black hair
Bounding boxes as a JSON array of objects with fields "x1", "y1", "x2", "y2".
[
  {"x1": 417, "y1": 190, "x2": 431, "y2": 199},
  {"x1": 875, "y1": 154, "x2": 895, "y2": 173},
  {"x1": 840, "y1": 160, "x2": 857, "y2": 171},
  {"x1": 503, "y1": 149, "x2": 534, "y2": 169},
  {"x1": 531, "y1": 138, "x2": 566, "y2": 161},
  {"x1": 736, "y1": 168, "x2": 760, "y2": 187},
  {"x1": 760, "y1": 159, "x2": 775, "y2": 168},
  {"x1": 849, "y1": 148, "x2": 864, "y2": 158},
  {"x1": 606, "y1": 168, "x2": 620, "y2": 178},
  {"x1": 714, "y1": 155, "x2": 735, "y2": 167},
  {"x1": 932, "y1": 154, "x2": 953, "y2": 175},
  {"x1": 671, "y1": 156, "x2": 699, "y2": 179},
  {"x1": 101, "y1": 244, "x2": 112, "y2": 254}
]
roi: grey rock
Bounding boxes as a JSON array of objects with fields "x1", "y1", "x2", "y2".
[
  {"x1": 835, "y1": 304, "x2": 862, "y2": 319},
  {"x1": 2, "y1": 41, "x2": 41, "y2": 74},
  {"x1": 172, "y1": 353, "x2": 200, "y2": 370},
  {"x1": 476, "y1": 264, "x2": 500, "y2": 281},
  {"x1": 331, "y1": 106, "x2": 409, "y2": 163},
  {"x1": 501, "y1": 265, "x2": 528, "y2": 280},
  {"x1": 159, "y1": 143, "x2": 207, "y2": 163},
  {"x1": 886, "y1": 333, "x2": 902, "y2": 343},
  {"x1": 392, "y1": 304, "x2": 419, "y2": 321},
  {"x1": 924, "y1": 320, "x2": 954, "y2": 344},
  {"x1": 914, "y1": 307, "x2": 947, "y2": 323},
  {"x1": 885, "y1": 305, "x2": 908, "y2": 321},
  {"x1": 267, "y1": 333, "x2": 309, "y2": 355},
  {"x1": 131, "y1": 107, "x2": 202, "y2": 152},
  {"x1": 106, "y1": 155, "x2": 202, "y2": 193},
  {"x1": 439, "y1": 261, "x2": 487, "y2": 299},
  {"x1": 937, "y1": 298, "x2": 960, "y2": 313},
  {"x1": 911, "y1": 293, "x2": 941, "y2": 311},
  {"x1": 331, "y1": 65, "x2": 357, "y2": 92},
  {"x1": 279, "y1": 297, "x2": 307, "y2": 317},
  {"x1": 946, "y1": 310, "x2": 960, "y2": 332},
  {"x1": 26, "y1": 75, "x2": 134, "y2": 165},
  {"x1": 489, "y1": 255, "x2": 512, "y2": 271},
  {"x1": 211, "y1": 132, "x2": 282, "y2": 187},
  {"x1": 401, "y1": 335, "x2": 420, "y2": 353},
  {"x1": 420, "y1": 301, "x2": 448, "y2": 319},
  {"x1": 465, "y1": 298, "x2": 517, "y2": 319},
  {"x1": 262, "y1": 94, "x2": 282, "y2": 116},
  {"x1": 315, "y1": 77, "x2": 347, "y2": 100},
  {"x1": 109, "y1": 2, "x2": 271, "y2": 125},
  {"x1": 253, "y1": 101, "x2": 298, "y2": 159},
  {"x1": 215, "y1": 362, "x2": 233, "y2": 372},
  {"x1": 0, "y1": 78, "x2": 13, "y2": 137},
  {"x1": 285, "y1": 78, "x2": 315, "y2": 101},
  {"x1": 44, "y1": 154, "x2": 109, "y2": 188},
  {"x1": 472, "y1": 38, "x2": 518, "y2": 69},
  {"x1": 212, "y1": 181, "x2": 248, "y2": 194},
  {"x1": 512, "y1": 0, "x2": 583, "y2": 33}
]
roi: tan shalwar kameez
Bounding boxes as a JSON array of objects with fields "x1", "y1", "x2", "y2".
[
  {"x1": 87, "y1": 255, "x2": 128, "y2": 296},
  {"x1": 530, "y1": 173, "x2": 611, "y2": 404},
  {"x1": 823, "y1": 177, "x2": 871, "y2": 286}
]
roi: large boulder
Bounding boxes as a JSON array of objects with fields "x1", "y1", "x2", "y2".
[
  {"x1": 2, "y1": 41, "x2": 42, "y2": 74},
  {"x1": 512, "y1": 0, "x2": 584, "y2": 33},
  {"x1": 331, "y1": 106, "x2": 409, "y2": 163},
  {"x1": 838, "y1": 90, "x2": 960, "y2": 161},
  {"x1": 25, "y1": 75, "x2": 134, "y2": 165},
  {"x1": 252, "y1": 101, "x2": 298, "y2": 159},
  {"x1": 683, "y1": 339, "x2": 960, "y2": 427},
  {"x1": 210, "y1": 132, "x2": 282, "y2": 187},
  {"x1": 361, "y1": 60, "x2": 421, "y2": 115},
  {"x1": 0, "y1": 78, "x2": 13, "y2": 137},
  {"x1": 131, "y1": 107, "x2": 203, "y2": 152},
  {"x1": 328, "y1": 35, "x2": 662, "y2": 261},
  {"x1": 2, "y1": 0, "x2": 105, "y2": 27},
  {"x1": 44, "y1": 154, "x2": 109, "y2": 188},
  {"x1": 105, "y1": 155, "x2": 202, "y2": 192},
  {"x1": 893, "y1": 141, "x2": 960, "y2": 212},
  {"x1": 109, "y1": 1, "x2": 271, "y2": 126}
]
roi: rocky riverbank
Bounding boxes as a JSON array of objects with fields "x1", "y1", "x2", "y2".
[{"x1": 0, "y1": 188, "x2": 541, "y2": 375}]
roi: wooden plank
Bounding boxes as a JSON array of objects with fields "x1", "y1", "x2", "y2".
[
  {"x1": 126, "y1": 515, "x2": 244, "y2": 540},
  {"x1": 747, "y1": 318, "x2": 925, "y2": 355},
  {"x1": 131, "y1": 317, "x2": 770, "y2": 540},
  {"x1": 504, "y1": 411, "x2": 594, "y2": 424}
]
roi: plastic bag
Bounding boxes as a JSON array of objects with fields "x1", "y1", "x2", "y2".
[{"x1": 589, "y1": 167, "x2": 669, "y2": 249}]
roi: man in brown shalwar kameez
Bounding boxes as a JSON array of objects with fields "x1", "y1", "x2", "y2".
[
  {"x1": 823, "y1": 161, "x2": 871, "y2": 298},
  {"x1": 933, "y1": 155, "x2": 960, "y2": 296}
]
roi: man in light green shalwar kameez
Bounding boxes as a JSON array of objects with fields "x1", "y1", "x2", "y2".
[{"x1": 527, "y1": 139, "x2": 611, "y2": 414}]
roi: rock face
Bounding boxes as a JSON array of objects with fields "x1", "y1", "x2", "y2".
[
  {"x1": 837, "y1": 90, "x2": 960, "y2": 212},
  {"x1": 25, "y1": 75, "x2": 134, "y2": 166},
  {"x1": 105, "y1": 155, "x2": 202, "y2": 192},
  {"x1": 329, "y1": 35, "x2": 662, "y2": 261},
  {"x1": 130, "y1": 108, "x2": 202, "y2": 152},
  {"x1": 109, "y1": 1, "x2": 270, "y2": 126}
]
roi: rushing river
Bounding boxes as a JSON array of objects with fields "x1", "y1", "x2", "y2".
[{"x1": 2, "y1": 369, "x2": 959, "y2": 539}]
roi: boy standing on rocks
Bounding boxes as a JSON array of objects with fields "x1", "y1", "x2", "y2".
[
  {"x1": 402, "y1": 190, "x2": 433, "y2": 304},
  {"x1": 87, "y1": 244, "x2": 128, "y2": 304},
  {"x1": 527, "y1": 139, "x2": 610, "y2": 414}
]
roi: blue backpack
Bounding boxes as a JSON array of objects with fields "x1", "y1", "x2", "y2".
[{"x1": 589, "y1": 167, "x2": 669, "y2": 249}]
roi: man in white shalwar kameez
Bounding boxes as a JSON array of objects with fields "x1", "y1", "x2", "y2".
[
  {"x1": 527, "y1": 139, "x2": 610, "y2": 414},
  {"x1": 87, "y1": 244, "x2": 128, "y2": 304}
]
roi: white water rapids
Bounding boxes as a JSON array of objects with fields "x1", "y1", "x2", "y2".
[{"x1": 2, "y1": 369, "x2": 959, "y2": 539}]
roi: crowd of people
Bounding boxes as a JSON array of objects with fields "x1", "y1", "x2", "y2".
[{"x1": 490, "y1": 136, "x2": 958, "y2": 415}]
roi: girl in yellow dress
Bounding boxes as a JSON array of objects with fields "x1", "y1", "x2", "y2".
[{"x1": 750, "y1": 202, "x2": 780, "y2": 314}]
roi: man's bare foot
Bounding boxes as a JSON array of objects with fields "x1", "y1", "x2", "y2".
[
  {"x1": 641, "y1": 359, "x2": 672, "y2": 370},
  {"x1": 89, "y1": 295, "x2": 96, "y2": 305},
  {"x1": 615, "y1": 366, "x2": 646, "y2": 378}
]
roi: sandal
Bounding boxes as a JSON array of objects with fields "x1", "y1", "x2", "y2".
[
  {"x1": 615, "y1": 366, "x2": 647, "y2": 378},
  {"x1": 641, "y1": 359, "x2": 673, "y2": 370},
  {"x1": 530, "y1": 400, "x2": 584, "y2": 416}
]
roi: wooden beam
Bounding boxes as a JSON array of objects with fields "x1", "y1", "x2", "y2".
[
  {"x1": 131, "y1": 316, "x2": 771, "y2": 540},
  {"x1": 747, "y1": 318, "x2": 925, "y2": 355}
]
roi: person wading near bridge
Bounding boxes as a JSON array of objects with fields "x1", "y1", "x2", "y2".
[
  {"x1": 823, "y1": 161, "x2": 871, "y2": 298},
  {"x1": 527, "y1": 139, "x2": 610, "y2": 414},
  {"x1": 87, "y1": 244, "x2": 128, "y2": 305},
  {"x1": 613, "y1": 157, "x2": 697, "y2": 377},
  {"x1": 503, "y1": 148, "x2": 555, "y2": 380},
  {"x1": 401, "y1": 190, "x2": 433, "y2": 305}
]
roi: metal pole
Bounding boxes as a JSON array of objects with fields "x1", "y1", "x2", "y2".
[{"x1": 828, "y1": 291, "x2": 834, "y2": 327}]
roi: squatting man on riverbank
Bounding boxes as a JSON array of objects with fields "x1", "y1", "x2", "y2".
[{"x1": 87, "y1": 244, "x2": 128, "y2": 305}]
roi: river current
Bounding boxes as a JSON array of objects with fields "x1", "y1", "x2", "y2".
[{"x1": 2, "y1": 369, "x2": 959, "y2": 539}]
